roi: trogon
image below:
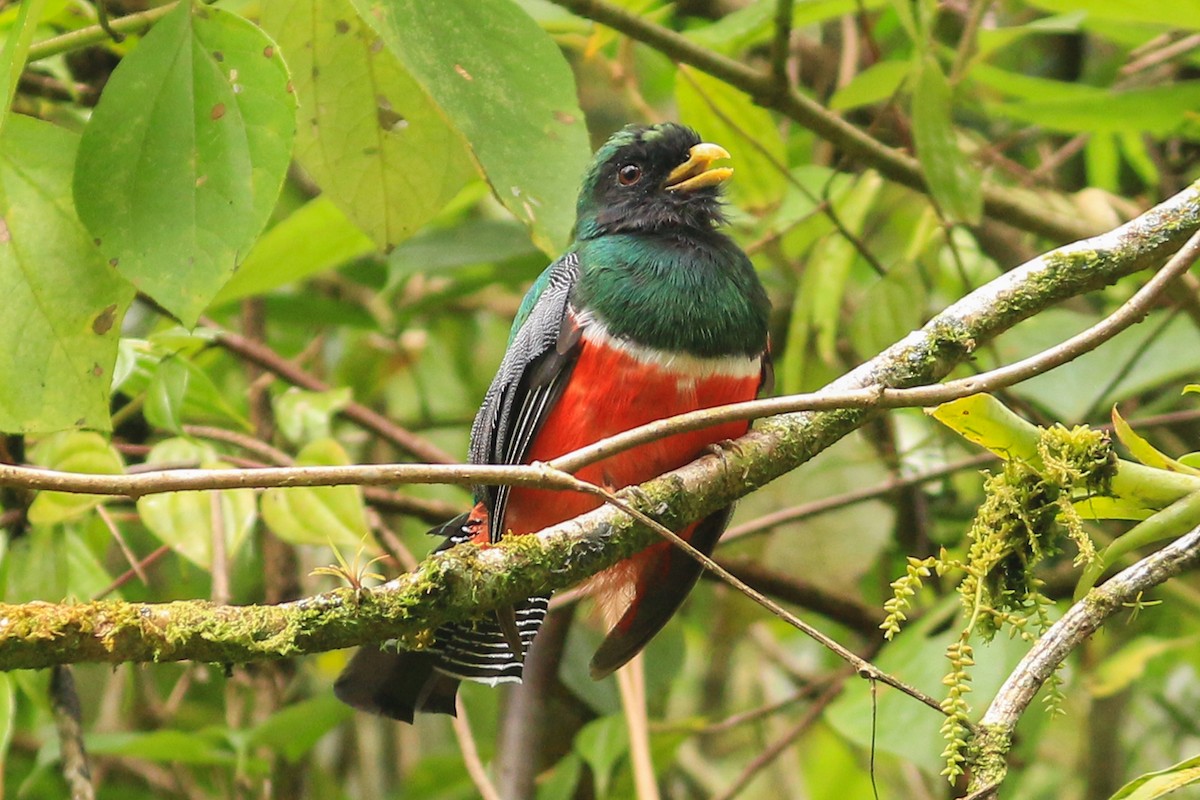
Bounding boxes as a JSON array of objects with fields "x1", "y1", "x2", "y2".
[{"x1": 336, "y1": 123, "x2": 771, "y2": 722}]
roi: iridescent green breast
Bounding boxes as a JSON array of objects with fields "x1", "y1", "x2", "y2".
[{"x1": 572, "y1": 232, "x2": 769, "y2": 359}]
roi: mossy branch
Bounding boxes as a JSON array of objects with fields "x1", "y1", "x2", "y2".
[
  {"x1": 965, "y1": 523, "x2": 1200, "y2": 799},
  {"x1": 0, "y1": 183, "x2": 1196, "y2": 672}
]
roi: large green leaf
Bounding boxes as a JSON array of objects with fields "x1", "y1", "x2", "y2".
[
  {"x1": 993, "y1": 83, "x2": 1200, "y2": 138},
  {"x1": 0, "y1": 115, "x2": 134, "y2": 433},
  {"x1": 352, "y1": 0, "x2": 591, "y2": 254},
  {"x1": 912, "y1": 55, "x2": 981, "y2": 224},
  {"x1": 260, "y1": 438, "x2": 370, "y2": 548},
  {"x1": 259, "y1": 0, "x2": 476, "y2": 252},
  {"x1": 74, "y1": 3, "x2": 296, "y2": 325},
  {"x1": 1025, "y1": 0, "x2": 1200, "y2": 29},
  {"x1": 1109, "y1": 754, "x2": 1200, "y2": 799},
  {"x1": 675, "y1": 65, "x2": 787, "y2": 212}
]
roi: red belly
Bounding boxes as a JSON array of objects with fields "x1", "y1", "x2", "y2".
[{"x1": 502, "y1": 337, "x2": 760, "y2": 537}]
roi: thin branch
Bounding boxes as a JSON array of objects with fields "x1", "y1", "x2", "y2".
[
  {"x1": 95, "y1": 505, "x2": 148, "y2": 586},
  {"x1": 28, "y1": 3, "x2": 175, "y2": 62},
  {"x1": 0, "y1": 189, "x2": 1193, "y2": 504},
  {"x1": 711, "y1": 679, "x2": 844, "y2": 800},
  {"x1": 549, "y1": 0, "x2": 1098, "y2": 242},
  {"x1": 556, "y1": 469, "x2": 948, "y2": 716},
  {"x1": 451, "y1": 698, "x2": 503, "y2": 800},
  {"x1": 965, "y1": 524, "x2": 1200, "y2": 799}
]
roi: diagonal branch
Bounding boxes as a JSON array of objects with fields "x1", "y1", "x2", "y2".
[
  {"x1": 965, "y1": 524, "x2": 1200, "y2": 799},
  {"x1": 0, "y1": 183, "x2": 1193, "y2": 673}
]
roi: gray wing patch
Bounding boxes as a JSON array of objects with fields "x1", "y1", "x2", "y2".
[{"x1": 468, "y1": 252, "x2": 583, "y2": 542}]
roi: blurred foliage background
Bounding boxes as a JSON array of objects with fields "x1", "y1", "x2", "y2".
[{"x1": 2, "y1": 0, "x2": 1200, "y2": 798}]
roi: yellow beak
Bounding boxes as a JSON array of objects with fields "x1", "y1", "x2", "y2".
[{"x1": 664, "y1": 143, "x2": 733, "y2": 192}]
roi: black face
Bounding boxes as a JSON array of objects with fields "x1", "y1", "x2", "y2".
[{"x1": 575, "y1": 124, "x2": 727, "y2": 239}]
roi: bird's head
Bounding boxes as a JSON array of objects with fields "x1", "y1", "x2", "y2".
[{"x1": 574, "y1": 123, "x2": 732, "y2": 240}]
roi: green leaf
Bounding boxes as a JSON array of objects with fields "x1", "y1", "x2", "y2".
[
  {"x1": 88, "y1": 729, "x2": 239, "y2": 766},
  {"x1": 74, "y1": 3, "x2": 297, "y2": 325},
  {"x1": 388, "y1": 218, "x2": 542, "y2": 279},
  {"x1": 1111, "y1": 406, "x2": 1200, "y2": 475},
  {"x1": 574, "y1": 715, "x2": 628, "y2": 799},
  {"x1": 912, "y1": 55, "x2": 981, "y2": 224},
  {"x1": 248, "y1": 694, "x2": 353, "y2": 762},
  {"x1": 1024, "y1": 0, "x2": 1200, "y2": 30},
  {"x1": 829, "y1": 60, "x2": 910, "y2": 110},
  {"x1": 1077, "y1": 490, "x2": 1200, "y2": 598},
  {"x1": 0, "y1": 674, "x2": 14, "y2": 778},
  {"x1": 143, "y1": 356, "x2": 190, "y2": 434},
  {"x1": 0, "y1": 0, "x2": 46, "y2": 134},
  {"x1": 136, "y1": 439, "x2": 258, "y2": 570},
  {"x1": 1089, "y1": 635, "x2": 1200, "y2": 698},
  {"x1": 273, "y1": 387, "x2": 352, "y2": 447},
  {"x1": 993, "y1": 83, "x2": 1200, "y2": 138},
  {"x1": 259, "y1": 0, "x2": 476, "y2": 252},
  {"x1": 781, "y1": 171, "x2": 882, "y2": 392},
  {"x1": 27, "y1": 432, "x2": 124, "y2": 525},
  {"x1": 537, "y1": 753, "x2": 584, "y2": 800},
  {"x1": 260, "y1": 438, "x2": 370, "y2": 548},
  {"x1": 352, "y1": 0, "x2": 591, "y2": 254},
  {"x1": 0, "y1": 115, "x2": 134, "y2": 433},
  {"x1": 5, "y1": 525, "x2": 114, "y2": 602},
  {"x1": 928, "y1": 394, "x2": 1042, "y2": 463},
  {"x1": 674, "y1": 65, "x2": 787, "y2": 212},
  {"x1": 1109, "y1": 754, "x2": 1200, "y2": 799},
  {"x1": 212, "y1": 196, "x2": 374, "y2": 306}
]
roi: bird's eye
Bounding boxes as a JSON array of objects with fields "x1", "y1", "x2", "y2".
[{"x1": 617, "y1": 164, "x2": 642, "y2": 186}]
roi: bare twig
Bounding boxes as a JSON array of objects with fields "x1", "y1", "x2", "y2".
[
  {"x1": 452, "y1": 698, "x2": 503, "y2": 800},
  {"x1": 96, "y1": 504, "x2": 148, "y2": 586},
  {"x1": 711, "y1": 679, "x2": 845, "y2": 800},
  {"x1": 203, "y1": 321, "x2": 455, "y2": 465}
]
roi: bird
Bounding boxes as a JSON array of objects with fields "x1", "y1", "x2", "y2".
[{"x1": 335, "y1": 122, "x2": 772, "y2": 722}]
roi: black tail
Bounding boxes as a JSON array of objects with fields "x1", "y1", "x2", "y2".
[{"x1": 334, "y1": 596, "x2": 550, "y2": 723}]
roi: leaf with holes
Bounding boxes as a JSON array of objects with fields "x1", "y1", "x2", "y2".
[
  {"x1": 260, "y1": 0, "x2": 476, "y2": 252},
  {"x1": 351, "y1": 0, "x2": 591, "y2": 254},
  {"x1": 0, "y1": 115, "x2": 134, "y2": 433},
  {"x1": 74, "y1": 3, "x2": 296, "y2": 325}
]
